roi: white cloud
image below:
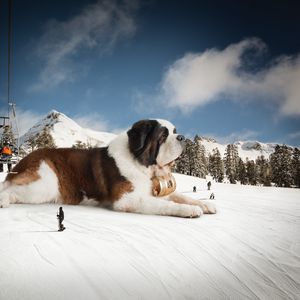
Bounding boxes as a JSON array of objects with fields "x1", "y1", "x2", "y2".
[
  {"x1": 31, "y1": 0, "x2": 138, "y2": 91},
  {"x1": 288, "y1": 131, "x2": 300, "y2": 141},
  {"x1": 159, "y1": 38, "x2": 300, "y2": 116},
  {"x1": 73, "y1": 113, "x2": 109, "y2": 132},
  {"x1": 74, "y1": 112, "x2": 127, "y2": 134}
]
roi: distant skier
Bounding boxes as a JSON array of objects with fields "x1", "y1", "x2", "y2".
[
  {"x1": 207, "y1": 181, "x2": 211, "y2": 190},
  {"x1": 57, "y1": 207, "x2": 66, "y2": 231},
  {"x1": 193, "y1": 186, "x2": 196, "y2": 192},
  {"x1": 210, "y1": 193, "x2": 215, "y2": 200}
]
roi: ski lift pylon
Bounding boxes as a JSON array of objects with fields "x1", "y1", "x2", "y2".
[{"x1": 0, "y1": 116, "x2": 10, "y2": 129}]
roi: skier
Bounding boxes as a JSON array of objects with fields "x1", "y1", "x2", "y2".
[
  {"x1": 57, "y1": 207, "x2": 66, "y2": 231},
  {"x1": 210, "y1": 193, "x2": 215, "y2": 200},
  {"x1": 207, "y1": 181, "x2": 211, "y2": 190},
  {"x1": 193, "y1": 186, "x2": 196, "y2": 192}
]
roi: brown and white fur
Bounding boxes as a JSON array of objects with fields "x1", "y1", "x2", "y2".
[{"x1": 0, "y1": 119, "x2": 216, "y2": 217}]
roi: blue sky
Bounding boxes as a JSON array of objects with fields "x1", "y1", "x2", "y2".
[{"x1": 0, "y1": 0, "x2": 300, "y2": 146}]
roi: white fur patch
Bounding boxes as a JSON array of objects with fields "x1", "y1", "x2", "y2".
[
  {"x1": 79, "y1": 197, "x2": 99, "y2": 206},
  {"x1": 0, "y1": 161, "x2": 61, "y2": 207},
  {"x1": 109, "y1": 130, "x2": 202, "y2": 218},
  {"x1": 156, "y1": 119, "x2": 175, "y2": 133},
  {"x1": 156, "y1": 134, "x2": 183, "y2": 167}
]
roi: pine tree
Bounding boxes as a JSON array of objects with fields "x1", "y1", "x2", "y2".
[
  {"x1": 224, "y1": 144, "x2": 239, "y2": 183},
  {"x1": 174, "y1": 138, "x2": 193, "y2": 175},
  {"x1": 270, "y1": 145, "x2": 293, "y2": 187},
  {"x1": 185, "y1": 139, "x2": 194, "y2": 175},
  {"x1": 72, "y1": 140, "x2": 88, "y2": 149},
  {"x1": 246, "y1": 159, "x2": 257, "y2": 185},
  {"x1": 35, "y1": 127, "x2": 56, "y2": 149},
  {"x1": 292, "y1": 148, "x2": 300, "y2": 188},
  {"x1": 208, "y1": 148, "x2": 224, "y2": 182},
  {"x1": 1, "y1": 125, "x2": 16, "y2": 145},
  {"x1": 237, "y1": 158, "x2": 247, "y2": 184},
  {"x1": 27, "y1": 135, "x2": 38, "y2": 152},
  {"x1": 193, "y1": 136, "x2": 208, "y2": 178},
  {"x1": 256, "y1": 155, "x2": 271, "y2": 186}
]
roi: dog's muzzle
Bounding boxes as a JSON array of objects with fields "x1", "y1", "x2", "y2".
[{"x1": 177, "y1": 135, "x2": 186, "y2": 153}]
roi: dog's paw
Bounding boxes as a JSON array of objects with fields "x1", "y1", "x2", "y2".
[
  {"x1": 201, "y1": 200, "x2": 217, "y2": 214},
  {"x1": 179, "y1": 204, "x2": 203, "y2": 218},
  {"x1": 0, "y1": 198, "x2": 10, "y2": 208},
  {"x1": 0, "y1": 193, "x2": 10, "y2": 208}
]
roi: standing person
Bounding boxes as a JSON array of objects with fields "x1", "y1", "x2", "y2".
[
  {"x1": 193, "y1": 186, "x2": 196, "y2": 192},
  {"x1": 207, "y1": 181, "x2": 211, "y2": 190},
  {"x1": 1, "y1": 142, "x2": 12, "y2": 172},
  {"x1": 57, "y1": 207, "x2": 66, "y2": 231}
]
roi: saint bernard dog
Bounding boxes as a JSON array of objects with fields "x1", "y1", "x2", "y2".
[{"x1": 0, "y1": 119, "x2": 216, "y2": 217}]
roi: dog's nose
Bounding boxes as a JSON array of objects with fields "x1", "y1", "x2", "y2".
[{"x1": 176, "y1": 135, "x2": 185, "y2": 142}]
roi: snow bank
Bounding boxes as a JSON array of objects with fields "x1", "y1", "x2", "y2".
[{"x1": 0, "y1": 173, "x2": 300, "y2": 299}]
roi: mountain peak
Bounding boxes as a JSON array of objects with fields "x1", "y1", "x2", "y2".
[{"x1": 20, "y1": 110, "x2": 116, "y2": 150}]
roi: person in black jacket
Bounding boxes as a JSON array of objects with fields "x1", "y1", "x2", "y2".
[
  {"x1": 207, "y1": 181, "x2": 211, "y2": 190},
  {"x1": 57, "y1": 207, "x2": 66, "y2": 231}
]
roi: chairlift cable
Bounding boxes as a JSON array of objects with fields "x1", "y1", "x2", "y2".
[{"x1": 7, "y1": 0, "x2": 13, "y2": 117}]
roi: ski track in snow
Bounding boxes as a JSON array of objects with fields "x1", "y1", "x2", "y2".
[{"x1": 0, "y1": 173, "x2": 300, "y2": 300}]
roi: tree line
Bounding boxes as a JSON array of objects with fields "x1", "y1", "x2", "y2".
[
  {"x1": 174, "y1": 137, "x2": 300, "y2": 188},
  {"x1": 2, "y1": 125, "x2": 93, "y2": 156},
  {"x1": 3, "y1": 126, "x2": 300, "y2": 188}
]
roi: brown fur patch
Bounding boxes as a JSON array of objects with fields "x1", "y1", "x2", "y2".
[
  {"x1": 6, "y1": 147, "x2": 133, "y2": 205},
  {"x1": 6, "y1": 153, "x2": 42, "y2": 185}
]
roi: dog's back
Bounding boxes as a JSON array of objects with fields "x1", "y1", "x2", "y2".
[{"x1": 1, "y1": 147, "x2": 132, "y2": 207}]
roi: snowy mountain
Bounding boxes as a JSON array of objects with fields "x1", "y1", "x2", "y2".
[
  {"x1": 199, "y1": 136, "x2": 277, "y2": 160},
  {"x1": 20, "y1": 110, "x2": 280, "y2": 160},
  {"x1": 20, "y1": 110, "x2": 116, "y2": 149}
]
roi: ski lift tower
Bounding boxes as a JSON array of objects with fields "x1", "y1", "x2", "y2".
[
  {"x1": 0, "y1": 0, "x2": 20, "y2": 172},
  {"x1": 0, "y1": 116, "x2": 10, "y2": 130}
]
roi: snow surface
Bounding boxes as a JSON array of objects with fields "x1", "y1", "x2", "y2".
[{"x1": 0, "y1": 172, "x2": 300, "y2": 300}]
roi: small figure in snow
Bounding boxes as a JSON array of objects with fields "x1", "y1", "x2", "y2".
[
  {"x1": 57, "y1": 207, "x2": 66, "y2": 231},
  {"x1": 0, "y1": 142, "x2": 13, "y2": 172},
  {"x1": 207, "y1": 181, "x2": 211, "y2": 191},
  {"x1": 210, "y1": 193, "x2": 215, "y2": 200},
  {"x1": 193, "y1": 186, "x2": 196, "y2": 192}
]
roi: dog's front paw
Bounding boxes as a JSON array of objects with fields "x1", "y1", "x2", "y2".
[
  {"x1": 179, "y1": 204, "x2": 203, "y2": 218},
  {"x1": 0, "y1": 193, "x2": 9, "y2": 208},
  {"x1": 0, "y1": 199, "x2": 9, "y2": 208},
  {"x1": 201, "y1": 200, "x2": 217, "y2": 214}
]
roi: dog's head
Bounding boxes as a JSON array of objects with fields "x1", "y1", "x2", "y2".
[{"x1": 127, "y1": 119, "x2": 185, "y2": 167}]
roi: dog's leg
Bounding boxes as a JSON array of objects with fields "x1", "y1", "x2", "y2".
[
  {"x1": 0, "y1": 190, "x2": 10, "y2": 208},
  {"x1": 169, "y1": 192, "x2": 216, "y2": 214},
  {"x1": 113, "y1": 194, "x2": 203, "y2": 218}
]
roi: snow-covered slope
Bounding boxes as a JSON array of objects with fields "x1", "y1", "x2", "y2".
[
  {"x1": 20, "y1": 110, "x2": 116, "y2": 148},
  {"x1": 0, "y1": 173, "x2": 299, "y2": 300}
]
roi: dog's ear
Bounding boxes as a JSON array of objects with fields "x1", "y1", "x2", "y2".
[{"x1": 127, "y1": 120, "x2": 159, "y2": 167}]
